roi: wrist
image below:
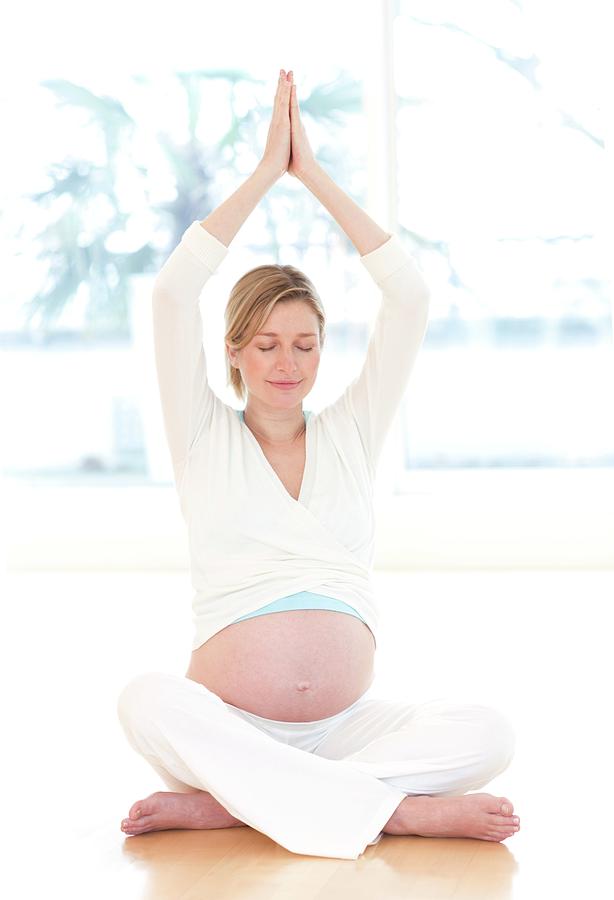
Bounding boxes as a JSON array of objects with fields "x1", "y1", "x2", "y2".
[
  {"x1": 255, "y1": 160, "x2": 284, "y2": 187},
  {"x1": 296, "y1": 161, "x2": 325, "y2": 189}
]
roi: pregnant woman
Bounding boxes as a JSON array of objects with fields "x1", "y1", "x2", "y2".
[{"x1": 117, "y1": 69, "x2": 520, "y2": 860}]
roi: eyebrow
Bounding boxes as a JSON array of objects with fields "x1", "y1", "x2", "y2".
[{"x1": 255, "y1": 332, "x2": 317, "y2": 337}]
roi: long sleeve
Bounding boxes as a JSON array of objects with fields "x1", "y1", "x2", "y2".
[
  {"x1": 151, "y1": 220, "x2": 229, "y2": 491},
  {"x1": 345, "y1": 233, "x2": 430, "y2": 472}
]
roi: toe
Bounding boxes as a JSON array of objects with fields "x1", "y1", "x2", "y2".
[
  {"x1": 124, "y1": 814, "x2": 154, "y2": 832},
  {"x1": 499, "y1": 797, "x2": 514, "y2": 816},
  {"x1": 129, "y1": 796, "x2": 154, "y2": 819},
  {"x1": 128, "y1": 813, "x2": 151, "y2": 826},
  {"x1": 492, "y1": 814, "x2": 517, "y2": 826}
]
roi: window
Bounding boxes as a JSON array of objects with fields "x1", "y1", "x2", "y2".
[{"x1": 391, "y1": 0, "x2": 611, "y2": 477}]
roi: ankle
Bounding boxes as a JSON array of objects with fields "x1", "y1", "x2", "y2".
[
  {"x1": 200, "y1": 792, "x2": 245, "y2": 829},
  {"x1": 382, "y1": 794, "x2": 432, "y2": 835}
]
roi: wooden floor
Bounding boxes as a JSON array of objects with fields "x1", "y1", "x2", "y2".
[{"x1": 3, "y1": 568, "x2": 612, "y2": 899}]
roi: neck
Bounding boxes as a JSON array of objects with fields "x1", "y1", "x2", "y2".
[{"x1": 243, "y1": 406, "x2": 306, "y2": 445}]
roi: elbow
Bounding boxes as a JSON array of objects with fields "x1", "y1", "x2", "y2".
[
  {"x1": 152, "y1": 280, "x2": 173, "y2": 308},
  {"x1": 404, "y1": 264, "x2": 431, "y2": 311},
  {"x1": 414, "y1": 282, "x2": 431, "y2": 316}
]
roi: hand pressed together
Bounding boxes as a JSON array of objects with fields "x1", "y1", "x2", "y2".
[{"x1": 260, "y1": 69, "x2": 317, "y2": 180}]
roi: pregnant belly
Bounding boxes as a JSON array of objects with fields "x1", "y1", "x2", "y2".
[{"x1": 185, "y1": 610, "x2": 376, "y2": 722}]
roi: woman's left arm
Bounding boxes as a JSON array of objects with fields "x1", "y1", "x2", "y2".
[
  {"x1": 289, "y1": 74, "x2": 430, "y2": 469},
  {"x1": 287, "y1": 74, "x2": 388, "y2": 255},
  {"x1": 299, "y1": 160, "x2": 431, "y2": 469},
  {"x1": 297, "y1": 163, "x2": 391, "y2": 257}
]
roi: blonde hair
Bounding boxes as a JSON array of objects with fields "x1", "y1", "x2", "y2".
[{"x1": 224, "y1": 263, "x2": 326, "y2": 401}]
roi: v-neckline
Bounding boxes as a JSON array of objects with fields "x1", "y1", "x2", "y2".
[
  {"x1": 237, "y1": 409, "x2": 312, "y2": 507},
  {"x1": 236, "y1": 409, "x2": 311, "y2": 506}
]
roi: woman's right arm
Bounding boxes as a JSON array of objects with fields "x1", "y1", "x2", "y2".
[{"x1": 151, "y1": 163, "x2": 279, "y2": 491}]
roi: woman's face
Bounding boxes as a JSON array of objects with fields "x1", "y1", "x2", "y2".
[{"x1": 228, "y1": 301, "x2": 322, "y2": 407}]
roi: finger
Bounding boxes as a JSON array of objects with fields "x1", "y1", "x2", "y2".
[
  {"x1": 273, "y1": 75, "x2": 286, "y2": 110},
  {"x1": 279, "y1": 77, "x2": 292, "y2": 108},
  {"x1": 276, "y1": 72, "x2": 290, "y2": 97}
]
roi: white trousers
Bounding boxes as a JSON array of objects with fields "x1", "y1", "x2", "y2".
[{"x1": 117, "y1": 672, "x2": 515, "y2": 860}]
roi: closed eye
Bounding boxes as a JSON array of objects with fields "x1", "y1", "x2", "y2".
[{"x1": 259, "y1": 347, "x2": 313, "y2": 352}]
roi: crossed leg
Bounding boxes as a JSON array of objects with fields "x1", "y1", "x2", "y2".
[{"x1": 117, "y1": 673, "x2": 519, "y2": 855}]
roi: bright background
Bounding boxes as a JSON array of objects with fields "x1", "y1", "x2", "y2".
[
  {"x1": 0, "y1": 1, "x2": 612, "y2": 573},
  {"x1": 0, "y1": 1, "x2": 611, "y2": 576},
  {"x1": 0, "y1": 2, "x2": 612, "y2": 898}
]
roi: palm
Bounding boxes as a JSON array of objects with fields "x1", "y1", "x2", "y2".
[
  {"x1": 288, "y1": 82, "x2": 315, "y2": 179},
  {"x1": 261, "y1": 72, "x2": 315, "y2": 179}
]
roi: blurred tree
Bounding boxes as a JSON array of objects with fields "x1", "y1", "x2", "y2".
[{"x1": 22, "y1": 70, "x2": 362, "y2": 339}]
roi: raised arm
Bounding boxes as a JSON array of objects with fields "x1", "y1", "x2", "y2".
[
  {"x1": 152, "y1": 166, "x2": 279, "y2": 493},
  {"x1": 289, "y1": 74, "x2": 430, "y2": 470},
  {"x1": 299, "y1": 164, "x2": 430, "y2": 470},
  {"x1": 151, "y1": 71, "x2": 294, "y2": 492},
  {"x1": 348, "y1": 232, "x2": 430, "y2": 471}
]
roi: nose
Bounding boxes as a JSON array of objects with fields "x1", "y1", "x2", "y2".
[{"x1": 276, "y1": 351, "x2": 299, "y2": 374}]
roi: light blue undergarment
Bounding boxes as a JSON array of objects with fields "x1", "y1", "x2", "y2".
[
  {"x1": 233, "y1": 408, "x2": 366, "y2": 626},
  {"x1": 236, "y1": 409, "x2": 312, "y2": 423},
  {"x1": 232, "y1": 590, "x2": 366, "y2": 624}
]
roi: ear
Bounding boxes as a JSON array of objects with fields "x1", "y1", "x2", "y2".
[{"x1": 226, "y1": 342, "x2": 239, "y2": 368}]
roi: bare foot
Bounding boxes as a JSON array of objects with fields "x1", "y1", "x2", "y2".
[
  {"x1": 383, "y1": 792, "x2": 520, "y2": 842},
  {"x1": 120, "y1": 790, "x2": 245, "y2": 835}
]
